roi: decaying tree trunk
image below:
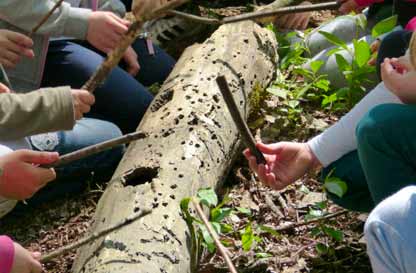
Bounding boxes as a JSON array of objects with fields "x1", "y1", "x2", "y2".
[{"x1": 72, "y1": 21, "x2": 278, "y2": 273}]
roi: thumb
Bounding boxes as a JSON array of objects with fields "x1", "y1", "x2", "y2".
[
  {"x1": 256, "y1": 142, "x2": 283, "y2": 155},
  {"x1": 31, "y1": 252, "x2": 42, "y2": 260},
  {"x1": 15, "y1": 150, "x2": 59, "y2": 164}
]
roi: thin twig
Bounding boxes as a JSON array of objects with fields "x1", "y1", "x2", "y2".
[
  {"x1": 192, "y1": 199, "x2": 238, "y2": 273},
  {"x1": 271, "y1": 210, "x2": 348, "y2": 232},
  {"x1": 31, "y1": 0, "x2": 65, "y2": 34},
  {"x1": 40, "y1": 208, "x2": 152, "y2": 263},
  {"x1": 170, "y1": 2, "x2": 340, "y2": 25},
  {"x1": 42, "y1": 131, "x2": 147, "y2": 168},
  {"x1": 264, "y1": 193, "x2": 284, "y2": 218},
  {"x1": 216, "y1": 75, "x2": 266, "y2": 164},
  {"x1": 82, "y1": 0, "x2": 189, "y2": 93}
]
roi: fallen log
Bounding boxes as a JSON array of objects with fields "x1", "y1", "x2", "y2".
[{"x1": 72, "y1": 20, "x2": 278, "y2": 273}]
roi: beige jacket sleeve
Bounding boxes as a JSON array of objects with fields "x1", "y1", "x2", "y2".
[{"x1": 0, "y1": 87, "x2": 75, "y2": 141}]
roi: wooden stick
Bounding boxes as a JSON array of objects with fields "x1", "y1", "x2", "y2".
[
  {"x1": 216, "y1": 75, "x2": 266, "y2": 164},
  {"x1": 169, "y1": 2, "x2": 340, "y2": 25},
  {"x1": 42, "y1": 131, "x2": 147, "y2": 168},
  {"x1": 269, "y1": 210, "x2": 348, "y2": 232},
  {"x1": 31, "y1": 0, "x2": 65, "y2": 34},
  {"x1": 82, "y1": 0, "x2": 189, "y2": 93},
  {"x1": 40, "y1": 208, "x2": 152, "y2": 263},
  {"x1": 192, "y1": 199, "x2": 238, "y2": 273}
]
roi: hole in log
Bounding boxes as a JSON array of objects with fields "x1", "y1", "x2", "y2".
[
  {"x1": 150, "y1": 89, "x2": 174, "y2": 112},
  {"x1": 123, "y1": 167, "x2": 159, "y2": 187}
]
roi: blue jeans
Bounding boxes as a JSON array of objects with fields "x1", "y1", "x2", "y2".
[
  {"x1": 42, "y1": 38, "x2": 175, "y2": 134},
  {"x1": 365, "y1": 186, "x2": 416, "y2": 273},
  {"x1": 26, "y1": 118, "x2": 124, "y2": 205}
]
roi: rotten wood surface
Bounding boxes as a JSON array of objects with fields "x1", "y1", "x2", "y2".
[{"x1": 72, "y1": 20, "x2": 278, "y2": 273}]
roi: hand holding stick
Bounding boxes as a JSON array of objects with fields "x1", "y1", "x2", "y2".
[
  {"x1": 215, "y1": 75, "x2": 266, "y2": 165},
  {"x1": 42, "y1": 131, "x2": 147, "y2": 168}
]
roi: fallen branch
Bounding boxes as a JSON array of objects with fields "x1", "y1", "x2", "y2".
[
  {"x1": 216, "y1": 75, "x2": 266, "y2": 164},
  {"x1": 31, "y1": 0, "x2": 65, "y2": 34},
  {"x1": 169, "y1": 1, "x2": 340, "y2": 25},
  {"x1": 40, "y1": 208, "x2": 152, "y2": 263},
  {"x1": 42, "y1": 131, "x2": 147, "y2": 168},
  {"x1": 264, "y1": 193, "x2": 285, "y2": 218},
  {"x1": 82, "y1": 0, "x2": 189, "y2": 93},
  {"x1": 272, "y1": 210, "x2": 348, "y2": 232},
  {"x1": 192, "y1": 198, "x2": 238, "y2": 273}
]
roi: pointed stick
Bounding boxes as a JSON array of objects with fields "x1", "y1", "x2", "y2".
[
  {"x1": 215, "y1": 75, "x2": 266, "y2": 164},
  {"x1": 192, "y1": 199, "x2": 238, "y2": 273},
  {"x1": 31, "y1": 0, "x2": 65, "y2": 34},
  {"x1": 41, "y1": 131, "x2": 147, "y2": 168},
  {"x1": 82, "y1": 0, "x2": 189, "y2": 93},
  {"x1": 168, "y1": 1, "x2": 340, "y2": 25},
  {"x1": 40, "y1": 208, "x2": 152, "y2": 263}
]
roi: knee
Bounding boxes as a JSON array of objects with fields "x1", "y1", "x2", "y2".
[
  {"x1": 365, "y1": 186, "x2": 416, "y2": 237},
  {"x1": 356, "y1": 104, "x2": 404, "y2": 145}
]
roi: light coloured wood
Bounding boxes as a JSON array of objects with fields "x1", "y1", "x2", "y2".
[{"x1": 72, "y1": 21, "x2": 278, "y2": 273}]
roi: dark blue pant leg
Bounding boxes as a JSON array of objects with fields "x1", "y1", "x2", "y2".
[{"x1": 42, "y1": 40, "x2": 153, "y2": 134}]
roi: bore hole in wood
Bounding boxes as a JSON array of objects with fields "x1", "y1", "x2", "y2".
[
  {"x1": 150, "y1": 89, "x2": 174, "y2": 112},
  {"x1": 123, "y1": 167, "x2": 159, "y2": 187}
]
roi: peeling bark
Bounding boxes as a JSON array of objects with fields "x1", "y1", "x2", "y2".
[{"x1": 72, "y1": 21, "x2": 278, "y2": 273}]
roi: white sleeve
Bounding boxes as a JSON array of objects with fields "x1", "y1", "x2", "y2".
[{"x1": 307, "y1": 82, "x2": 402, "y2": 167}]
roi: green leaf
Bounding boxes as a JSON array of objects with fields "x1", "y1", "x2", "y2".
[
  {"x1": 180, "y1": 197, "x2": 191, "y2": 211},
  {"x1": 241, "y1": 223, "x2": 254, "y2": 252},
  {"x1": 236, "y1": 207, "x2": 251, "y2": 215},
  {"x1": 335, "y1": 54, "x2": 350, "y2": 72},
  {"x1": 319, "y1": 31, "x2": 348, "y2": 50},
  {"x1": 372, "y1": 15, "x2": 398, "y2": 38},
  {"x1": 324, "y1": 177, "x2": 348, "y2": 198},
  {"x1": 323, "y1": 226, "x2": 344, "y2": 242},
  {"x1": 353, "y1": 40, "x2": 371, "y2": 68},
  {"x1": 211, "y1": 207, "x2": 232, "y2": 222},
  {"x1": 326, "y1": 47, "x2": 343, "y2": 56},
  {"x1": 299, "y1": 185, "x2": 310, "y2": 194},
  {"x1": 316, "y1": 243, "x2": 328, "y2": 255},
  {"x1": 315, "y1": 201, "x2": 327, "y2": 210},
  {"x1": 197, "y1": 188, "x2": 218, "y2": 207},
  {"x1": 310, "y1": 226, "x2": 322, "y2": 237},
  {"x1": 256, "y1": 252, "x2": 272, "y2": 259},
  {"x1": 314, "y1": 79, "x2": 330, "y2": 92},
  {"x1": 310, "y1": 60, "x2": 324, "y2": 74},
  {"x1": 267, "y1": 86, "x2": 288, "y2": 99},
  {"x1": 220, "y1": 223, "x2": 233, "y2": 233},
  {"x1": 305, "y1": 208, "x2": 323, "y2": 221},
  {"x1": 355, "y1": 14, "x2": 367, "y2": 30},
  {"x1": 198, "y1": 224, "x2": 216, "y2": 253}
]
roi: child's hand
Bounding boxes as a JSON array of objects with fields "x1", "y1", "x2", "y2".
[
  {"x1": 71, "y1": 89, "x2": 95, "y2": 120},
  {"x1": 243, "y1": 142, "x2": 321, "y2": 190},
  {"x1": 123, "y1": 46, "x2": 140, "y2": 76},
  {"x1": 0, "y1": 30, "x2": 34, "y2": 68},
  {"x1": 0, "y1": 150, "x2": 59, "y2": 200},
  {"x1": 381, "y1": 57, "x2": 416, "y2": 104},
  {"x1": 0, "y1": 83, "x2": 11, "y2": 93},
  {"x1": 87, "y1": 11, "x2": 131, "y2": 53},
  {"x1": 338, "y1": 0, "x2": 362, "y2": 14},
  {"x1": 11, "y1": 242, "x2": 42, "y2": 273}
]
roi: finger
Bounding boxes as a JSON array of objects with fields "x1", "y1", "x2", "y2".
[
  {"x1": 6, "y1": 31, "x2": 34, "y2": 48},
  {"x1": 79, "y1": 103, "x2": 91, "y2": 114},
  {"x1": 30, "y1": 259, "x2": 43, "y2": 273},
  {"x1": 108, "y1": 17, "x2": 129, "y2": 35},
  {"x1": 1, "y1": 50, "x2": 21, "y2": 65},
  {"x1": 0, "y1": 57, "x2": 17, "y2": 68},
  {"x1": 32, "y1": 167, "x2": 56, "y2": 188},
  {"x1": 266, "y1": 173, "x2": 280, "y2": 190},
  {"x1": 243, "y1": 149, "x2": 252, "y2": 160},
  {"x1": 31, "y1": 252, "x2": 42, "y2": 260},
  {"x1": 79, "y1": 92, "x2": 95, "y2": 106},
  {"x1": 0, "y1": 83, "x2": 11, "y2": 93},
  {"x1": 257, "y1": 164, "x2": 269, "y2": 184},
  {"x1": 21, "y1": 48, "x2": 35, "y2": 59},
  {"x1": 74, "y1": 109, "x2": 83, "y2": 120},
  {"x1": 110, "y1": 13, "x2": 131, "y2": 27},
  {"x1": 15, "y1": 150, "x2": 60, "y2": 164},
  {"x1": 248, "y1": 156, "x2": 259, "y2": 174},
  {"x1": 256, "y1": 142, "x2": 283, "y2": 155}
]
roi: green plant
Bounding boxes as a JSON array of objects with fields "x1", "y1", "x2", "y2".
[{"x1": 320, "y1": 15, "x2": 398, "y2": 110}]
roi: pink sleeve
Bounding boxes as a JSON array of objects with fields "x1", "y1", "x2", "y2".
[
  {"x1": 0, "y1": 236, "x2": 14, "y2": 273},
  {"x1": 354, "y1": 0, "x2": 384, "y2": 8},
  {"x1": 405, "y1": 16, "x2": 416, "y2": 31}
]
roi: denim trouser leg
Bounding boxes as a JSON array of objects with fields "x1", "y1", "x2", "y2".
[
  {"x1": 42, "y1": 41, "x2": 157, "y2": 134},
  {"x1": 365, "y1": 186, "x2": 416, "y2": 273},
  {"x1": 26, "y1": 118, "x2": 124, "y2": 205}
]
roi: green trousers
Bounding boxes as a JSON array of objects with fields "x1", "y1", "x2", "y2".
[{"x1": 322, "y1": 104, "x2": 416, "y2": 212}]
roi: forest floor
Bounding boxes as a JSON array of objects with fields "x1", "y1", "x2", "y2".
[{"x1": 0, "y1": 1, "x2": 373, "y2": 272}]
